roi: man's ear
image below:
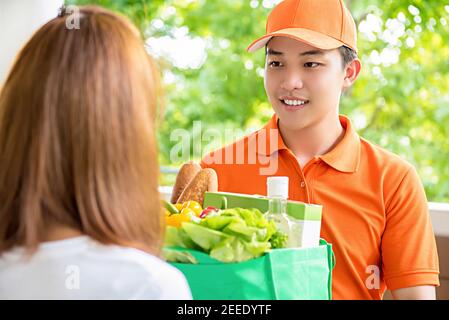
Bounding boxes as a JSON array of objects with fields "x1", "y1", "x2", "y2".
[{"x1": 342, "y1": 58, "x2": 362, "y2": 90}]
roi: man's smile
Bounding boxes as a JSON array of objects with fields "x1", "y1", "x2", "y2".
[{"x1": 279, "y1": 96, "x2": 310, "y2": 111}]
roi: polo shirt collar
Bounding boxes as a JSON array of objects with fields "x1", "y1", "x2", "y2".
[
  {"x1": 320, "y1": 115, "x2": 361, "y2": 173},
  {"x1": 255, "y1": 114, "x2": 289, "y2": 156},
  {"x1": 257, "y1": 114, "x2": 361, "y2": 173}
]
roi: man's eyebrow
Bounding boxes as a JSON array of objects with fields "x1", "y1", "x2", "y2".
[
  {"x1": 300, "y1": 50, "x2": 325, "y2": 56},
  {"x1": 266, "y1": 48, "x2": 283, "y2": 56},
  {"x1": 266, "y1": 48, "x2": 326, "y2": 56}
]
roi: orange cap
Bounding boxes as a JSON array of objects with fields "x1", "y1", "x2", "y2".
[{"x1": 247, "y1": 0, "x2": 358, "y2": 53}]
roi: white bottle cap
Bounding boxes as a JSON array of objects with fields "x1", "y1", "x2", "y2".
[{"x1": 267, "y1": 176, "x2": 289, "y2": 199}]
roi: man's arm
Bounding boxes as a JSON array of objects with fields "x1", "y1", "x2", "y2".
[{"x1": 391, "y1": 285, "x2": 436, "y2": 300}]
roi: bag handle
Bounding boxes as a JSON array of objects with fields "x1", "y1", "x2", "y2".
[
  {"x1": 319, "y1": 238, "x2": 336, "y2": 269},
  {"x1": 219, "y1": 196, "x2": 228, "y2": 210},
  {"x1": 319, "y1": 238, "x2": 335, "y2": 300}
]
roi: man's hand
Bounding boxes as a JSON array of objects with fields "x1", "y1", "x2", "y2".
[{"x1": 391, "y1": 285, "x2": 436, "y2": 300}]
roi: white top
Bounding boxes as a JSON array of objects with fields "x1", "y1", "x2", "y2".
[{"x1": 0, "y1": 236, "x2": 192, "y2": 300}]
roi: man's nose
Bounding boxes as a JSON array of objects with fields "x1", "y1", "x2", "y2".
[{"x1": 280, "y1": 68, "x2": 304, "y2": 91}]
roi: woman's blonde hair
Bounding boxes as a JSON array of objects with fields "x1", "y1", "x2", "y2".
[{"x1": 0, "y1": 6, "x2": 163, "y2": 255}]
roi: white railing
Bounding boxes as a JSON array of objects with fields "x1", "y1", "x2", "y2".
[
  {"x1": 429, "y1": 202, "x2": 449, "y2": 237},
  {"x1": 159, "y1": 186, "x2": 174, "y2": 202},
  {"x1": 159, "y1": 186, "x2": 449, "y2": 237}
]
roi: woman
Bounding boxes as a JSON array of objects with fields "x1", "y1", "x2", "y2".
[{"x1": 0, "y1": 6, "x2": 191, "y2": 299}]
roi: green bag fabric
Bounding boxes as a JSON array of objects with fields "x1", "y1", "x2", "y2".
[{"x1": 168, "y1": 239, "x2": 335, "y2": 300}]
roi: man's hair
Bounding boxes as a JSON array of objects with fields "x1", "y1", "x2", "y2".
[{"x1": 338, "y1": 46, "x2": 358, "y2": 68}]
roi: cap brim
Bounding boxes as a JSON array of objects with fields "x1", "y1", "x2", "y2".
[{"x1": 247, "y1": 28, "x2": 347, "y2": 53}]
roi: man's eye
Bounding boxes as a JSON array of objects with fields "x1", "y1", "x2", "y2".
[
  {"x1": 304, "y1": 62, "x2": 321, "y2": 68},
  {"x1": 268, "y1": 61, "x2": 282, "y2": 67}
]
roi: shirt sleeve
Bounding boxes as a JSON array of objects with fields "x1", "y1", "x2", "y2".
[{"x1": 381, "y1": 166, "x2": 440, "y2": 290}]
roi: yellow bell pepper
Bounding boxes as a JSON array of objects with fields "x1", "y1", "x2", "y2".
[
  {"x1": 180, "y1": 201, "x2": 203, "y2": 217},
  {"x1": 165, "y1": 211, "x2": 191, "y2": 228},
  {"x1": 165, "y1": 201, "x2": 204, "y2": 228}
]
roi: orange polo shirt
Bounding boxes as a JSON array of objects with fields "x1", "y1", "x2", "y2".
[{"x1": 201, "y1": 114, "x2": 439, "y2": 300}]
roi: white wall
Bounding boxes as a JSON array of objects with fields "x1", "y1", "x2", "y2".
[{"x1": 0, "y1": 0, "x2": 64, "y2": 85}]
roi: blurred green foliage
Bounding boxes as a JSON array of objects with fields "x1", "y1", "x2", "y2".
[{"x1": 68, "y1": 0, "x2": 449, "y2": 202}]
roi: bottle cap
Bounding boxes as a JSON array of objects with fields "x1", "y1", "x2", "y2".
[{"x1": 267, "y1": 176, "x2": 289, "y2": 199}]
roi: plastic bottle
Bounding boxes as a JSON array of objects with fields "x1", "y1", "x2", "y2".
[{"x1": 265, "y1": 177, "x2": 291, "y2": 239}]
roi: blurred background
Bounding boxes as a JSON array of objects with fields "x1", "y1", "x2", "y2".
[
  {"x1": 61, "y1": 0, "x2": 449, "y2": 204},
  {"x1": 1, "y1": 0, "x2": 448, "y2": 202},
  {"x1": 0, "y1": 0, "x2": 448, "y2": 299}
]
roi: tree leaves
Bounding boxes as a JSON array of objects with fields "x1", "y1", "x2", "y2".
[{"x1": 69, "y1": 0, "x2": 449, "y2": 202}]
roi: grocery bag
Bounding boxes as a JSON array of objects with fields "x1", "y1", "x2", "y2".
[{"x1": 166, "y1": 239, "x2": 335, "y2": 300}]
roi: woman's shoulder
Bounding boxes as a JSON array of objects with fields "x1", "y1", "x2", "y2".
[
  {"x1": 0, "y1": 236, "x2": 192, "y2": 299},
  {"x1": 85, "y1": 239, "x2": 192, "y2": 299}
]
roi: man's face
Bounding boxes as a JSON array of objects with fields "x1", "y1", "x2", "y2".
[{"x1": 264, "y1": 36, "x2": 348, "y2": 132}]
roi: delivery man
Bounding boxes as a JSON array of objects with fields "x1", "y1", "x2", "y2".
[{"x1": 201, "y1": 0, "x2": 439, "y2": 300}]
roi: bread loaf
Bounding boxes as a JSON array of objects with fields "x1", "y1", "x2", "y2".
[
  {"x1": 170, "y1": 161, "x2": 201, "y2": 204},
  {"x1": 177, "y1": 168, "x2": 218, "y2": 206}
]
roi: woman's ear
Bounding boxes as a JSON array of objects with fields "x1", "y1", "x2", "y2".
[{"x1": 342, "y1": 58, "x2": 362, "y2": 90}]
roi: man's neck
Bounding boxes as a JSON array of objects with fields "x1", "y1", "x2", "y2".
[{"x1": 278, "y1": 114, "x2": 345, "y2": 169}]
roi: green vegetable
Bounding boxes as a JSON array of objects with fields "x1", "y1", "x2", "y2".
[
  {"x1": 163, "y1": 249, "x2": 198, "y2": 264},
  {"x1": 200, "y1": 215, "x2": 235, "y2": 231},
  {"x1": 270, "y1": 231, "x2": 289, "y2": 249},
  {"x1": 165, "y1": 225, "x2": 202, "y2": 251},
  {"x1": 210, "y1": 238, "x2": 252, "y2": 263},
  {"x1": 164, "y1": 207, "x2": 284, "y2": 263},
  {"x1": 182, "y1": 223, "x2": 231, "y2": 251},
  {"x1": 162, "y1": 200, "x2": 179, "y2": 214}
]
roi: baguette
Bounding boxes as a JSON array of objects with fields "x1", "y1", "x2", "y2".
[
  {"x1": 177, "y1": 168, "x2": 218, "y2": 206},
  {"x1": 170, "y1": 161, "x2": 202, "y2": 204}
]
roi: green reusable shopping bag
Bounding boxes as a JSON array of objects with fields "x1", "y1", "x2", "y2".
[{"x1": 168, "y1": 239, "x2": 335, "y2": 300}]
